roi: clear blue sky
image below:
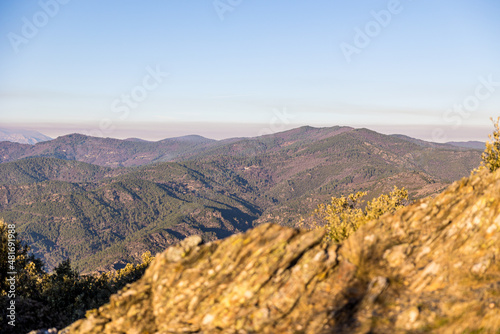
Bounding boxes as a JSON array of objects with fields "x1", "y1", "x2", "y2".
[{"x1": 1, "y1": 0, "x2": 499, "y2": 141}]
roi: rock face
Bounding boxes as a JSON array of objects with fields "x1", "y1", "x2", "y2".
[{"x1": 63, "y1": 168, "x2": 500, "y2": 333}]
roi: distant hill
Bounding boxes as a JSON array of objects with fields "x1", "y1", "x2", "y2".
[
  {"x1": 0, "y1": 133, "x2": 220, "y2": 167},
  {"x1": 124, "y1": 137, "x2": 151, "y2": 142},
  {"x1": 446, "y1": 140, "x2": 485, "y2": 150},
  {"x1": 390, "y1": 135, "x2": 485, "y2": 151},
  {"x1": 0, "y1": 128, "x2": 52, "y2": 144},
  {"x1": 166, "y1": 134, "x2": 216, "y2": 143},
  {"x1": 0, "y1": 126, "x2": 484, "y2": 273}
]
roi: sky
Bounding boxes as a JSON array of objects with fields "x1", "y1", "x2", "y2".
[{"x1": 0, "y1": 0, "x2": 499, "y2": 142}]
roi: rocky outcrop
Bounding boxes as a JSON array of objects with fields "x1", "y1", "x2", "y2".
[{"x1": 63, "y1": 167, "x2": 500, "y2": 333}]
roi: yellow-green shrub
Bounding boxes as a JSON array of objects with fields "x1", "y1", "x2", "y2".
[
  {"x1": 482, "y1": 117, "x2": 500, "y2": 172},
  {"x1": 313, "y1": 187, "x2": 409, "y2": 242}
]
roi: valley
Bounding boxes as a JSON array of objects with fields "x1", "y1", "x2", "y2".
[{"x1": 0, "y1": 126, "x2": 482, "y2": 273}]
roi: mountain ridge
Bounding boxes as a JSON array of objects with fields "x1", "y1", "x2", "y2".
[
  {"x1": 0, "y1": 126, "x2": 484, "y2": 273},
  {"x1": 0, "y1": 125, "x2": 483, "y2": 167}
]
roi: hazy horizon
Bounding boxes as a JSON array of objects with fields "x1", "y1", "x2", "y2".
[
  {"x1": 1, "y1": 1, "x2": 499, "y2": 143},
  {"x1": 0, "y1": 122, "x2": 491, "y2": 144}
]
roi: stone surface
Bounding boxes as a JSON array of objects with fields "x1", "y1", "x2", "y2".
[{"x1": 62, "y1": 167, "x2": 500, "y2": 333}]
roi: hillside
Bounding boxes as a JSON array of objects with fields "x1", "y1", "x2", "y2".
[
  {"x1": 0, "y1": 133, "x2": 217, "y2": 167},
  {"x1": 0, "y1": 161, "x2": 258, "y2": 271},
  {"x1": 0, "y1": 126, "x2": 480, "y2": 168},
  {"x1": 0, "y1": 126, "x2": 483, "y2": 272},
  {"x1": 0, "y1": 157, "x2": 116, "y2": 185},
  {"x1": 63, "y1": 165, "x2": 500, "y2": 334}
]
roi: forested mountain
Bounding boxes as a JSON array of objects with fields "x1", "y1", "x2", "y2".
[
  {"x1": 0, "y1": 126, "x2": 483, "y2": 272},
  {"x1": 0, "y1": 133, "x2": 218, "y2": 167}
]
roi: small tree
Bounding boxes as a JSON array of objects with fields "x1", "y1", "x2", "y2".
[
  {"x1": 315, "y1": 191, "x2": 366, "y2": 243},
  {"x1": 113, "y1": 251, "x2": 155, "y2": 289},
  {"x1": 364, "y1": 186, "x2": 410, "y2": 221},
  {"x1": 482, "y1": 117, "x2": 500, "y2": 172},
  {"x1": 314, "y1": 187, "x2": 409, "y2": 242}
]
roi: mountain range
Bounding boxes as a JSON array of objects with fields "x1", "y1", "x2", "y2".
[
  {"x1": 0, "y1": 126, "x2": 484, "y2": 273},
  {"x1": 0, "y1": 128, "x2": 52, "y2": 145}
]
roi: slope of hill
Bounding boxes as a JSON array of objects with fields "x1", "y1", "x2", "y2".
[
  {"x1": 0, "y1": 128, "x2": 52, "y2": 144},
  {"x1": 0, "y1": 161, "x2": 258, "y2": 271},
  {"x1": 63, "y1": 166, "x2": 500, "y2": 334},
  {"x1": 0, "y1": 157, "x2": 115, "y2": 185},
  {"x1": 195, "y1": 127, "x2": 482, "y2": 225},
  {"x1": 0, "y1": 126, "x2": 484, "y2": 272}
]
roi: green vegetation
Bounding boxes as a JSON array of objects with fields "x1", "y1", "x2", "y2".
[
  {"x1": 482, "y1": 117, "x2": 500, "y2": 172},
  {"x1": 311, "y1": 187, "x2": 409, "y2": 242},
  {"x1": 0, "y1": 127, "x2": 482, "y2": 273},
  {"x1": 0, "y1": 161, "x2": 258, "y2": 272},
  {"x1": 0, "y1": 157, "x2": 112, "y2": 185},
  {"x1": 0, "y1": 219, "x2": 153, "y2": 334},
  {"x1": 311, "y1": 117, "x2": 500, "y2": 243}
]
